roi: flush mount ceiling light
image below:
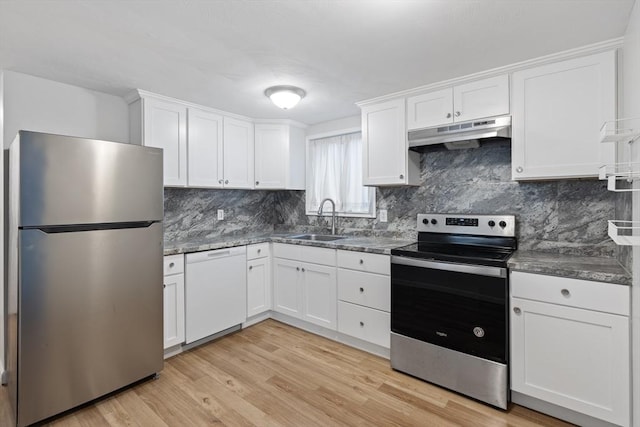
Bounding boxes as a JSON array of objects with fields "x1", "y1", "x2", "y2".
[{"x1": 264, "y1": 85, "x2": 306, "y2": 110}]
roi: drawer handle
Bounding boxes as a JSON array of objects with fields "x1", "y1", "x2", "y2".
[
  {"x1": 513, "y1": 307, "x2": 521, "y2": 315},
  {"x1": 359, "y1": 259, "x2": 364, "y2": 264},
  {"x1": 249, "y1": 265, "x2": 253, "y2": 270},
  {"x1": 208, "y1": 251, "x2": 230, "y2": 257},
  {"x1": 359, "y1": 321, "x2": 364, "y2": 327},
  {"x1": 359, "y1": 287, "x2": 364, "y2": 293},
  {"x1": 169, "y1": 262, "x2": 175, "y2": 268},
  {"x1": 561, "y1": 289, "x2": 570, "y2": 298}
]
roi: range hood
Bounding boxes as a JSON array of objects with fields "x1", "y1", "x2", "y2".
[{"x1": 408, "y1": 116, "x2": 511, "y2": 150}]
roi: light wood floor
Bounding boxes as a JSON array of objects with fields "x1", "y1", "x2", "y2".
[{"x1": 0, "y1": 320, "x2": 573, "y2": 426}]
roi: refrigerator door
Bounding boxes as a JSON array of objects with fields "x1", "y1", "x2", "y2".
[
  {"x1": 16, "y1": 131, "x2": 163, "y2": 227},
  {"x1": 16, "y1": 223, "x2": 163, "y2": 426}
]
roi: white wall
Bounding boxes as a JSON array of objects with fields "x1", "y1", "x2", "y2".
[
  {"x1": 0, "y1": 71, "x2": 130, "y2": 373},
  {"x1": 3, "y1": 71, "x2": 129, "y2": 147},
  {"x1": 306, "y1": 115, "x2": 360, "y2": 137},
  {"x1": 624, "y1": 2, "x2": 640, "y2": 425}
]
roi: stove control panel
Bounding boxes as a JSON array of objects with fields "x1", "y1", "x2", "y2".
[{"x1": 418, "y1": 214, "x2": 515, "y2": 237}]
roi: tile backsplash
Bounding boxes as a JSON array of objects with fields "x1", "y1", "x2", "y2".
[{"x1": 165, "y1": 140, "x2": 619, "y2": 258}]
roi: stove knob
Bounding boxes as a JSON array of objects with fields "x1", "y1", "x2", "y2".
[
  {"x1": 499, "y1": 220, "x2": 507, "y2": 228},
  {"x1": 431, "y1": 219, "x2": 438, "y2": 225},
  {"x1": 422, "y1": 218, "x2": 428, "y2": 225},
  {"x1": 488, "y1": 220, "x2": 495, "y2": 227}
]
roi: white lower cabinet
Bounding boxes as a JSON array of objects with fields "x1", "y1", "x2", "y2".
[
  {"x1": 163, "y1": 254, "x2": 185, "y2": 349},
  {"x1": 510, "y1": 271, "x2": 630, "y2": 427},
  {"x1": 247, "y1": 243, "x2": 271, "y2": 317},
  {"x1": 272, "y1": 244, "x2": 337, "y2": 329},
  {"x1": 337, "y1": 250, "x2": 391, "y2": 348}
]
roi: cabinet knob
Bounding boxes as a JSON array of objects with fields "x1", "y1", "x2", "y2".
[
  {"x1": 255, "y1": 181, "x2": 260, "y2": 185},
  {"x1": 169, "y1": 262, "x2": 175, "y2": 268},
  {"x1": 296, "y1": 267, "x2": 300, "y2": 271},
  {"x1": 455, "y1": 111, "x2": 461, "y2": 117},
  {"x1": 561, "y1": 289, "x2": 571, "y2": 297},
  {"x1": 218, "y1": 179, "x2": 223, "y2": 184},
  {"x1": 399, "y1": 174, "x2": 404, "y2": 180},
  {"x1": 446, "y1": 112, "x2": 452, "y2": 119},
  {"x1": 301, "y1": 268, "x2": 305, "y2": 272},
  {"x1": 359, "y1": 321, "x2": 364, "y2": 327},
  {"x1": 249, "y1": 265, "x2": 253, "y2": 270},
  {"x1": 225, "y1": 180, "x2": 229, "y2": 184},
  {"x1": 513, "y1": 307, "x2": 521, "y2": 315},
  {"x1": 516, "y1": 166, "x2": 523, "y2": 173},
  {"x1": 359, "y1": 287, "x2": 364, "y2": 293},
  {"x1": 359, "y1": 259, "x2": 364, "y2": 264},
  {"x1": 257, "y1": 249, "x2": 261, "y2": 253},
  {"x1": 163, "y1": 284, "x2": 166, "y2": 288}
]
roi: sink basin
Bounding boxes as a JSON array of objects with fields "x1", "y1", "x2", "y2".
[{"x1": 287, "y1": 234, "x2": 347, "y2": 242}]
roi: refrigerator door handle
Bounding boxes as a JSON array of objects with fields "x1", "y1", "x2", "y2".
[{"x1": 24, "y1": 221, "x2": 159, "y2": 234}]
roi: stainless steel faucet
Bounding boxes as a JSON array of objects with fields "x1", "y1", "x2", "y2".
[{"x1": 318, "y1": 198, "x2": 337, "y2": 235}]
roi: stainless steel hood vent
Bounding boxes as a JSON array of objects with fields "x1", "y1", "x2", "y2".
[{"x1": 408, "y1": 116, "x2": 511, "y2": 150}]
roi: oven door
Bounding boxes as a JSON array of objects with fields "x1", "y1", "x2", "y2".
[{"x1": 391, "y1": 256, "x2": 508, "y2": 363}]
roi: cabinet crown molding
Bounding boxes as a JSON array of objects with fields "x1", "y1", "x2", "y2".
[
  {"x1": 356, "y1": 37, "x2": 623, "y2": 107},
  {"x1": 125, "y1": 89, "x2": 307, "y2": 128}
]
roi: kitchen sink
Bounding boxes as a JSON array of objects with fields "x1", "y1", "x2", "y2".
[{"x1": 287, "y1": 234, "x2": 347, "y2": 242}]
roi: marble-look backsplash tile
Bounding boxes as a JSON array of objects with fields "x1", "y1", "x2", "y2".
[
  {"x1": 164, "y1": 188, "x2": 276, "y2": 242},
  {"x1": 275, "y1": 140, "x2": 619, "y2": 257}
]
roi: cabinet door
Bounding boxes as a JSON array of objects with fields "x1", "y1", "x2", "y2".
[
  {"x1": 224, "y1": 117, "x2": 255, "y2": 189},
  {"x1": 247, "y1": 257, "x2": 271, "y2": 317},
  {"x1": 453, "y1": 74, "x2": 509, "y2": 123},
  {"x1": 143, "y1": 98, "x2": 187, "y2": 186},
  {"x1": 406, "y1": 88, "x2": 453, "y2": 130},
  {"x1": 361, "y1": 99, "x2": 408, "y2": 186},
  {"x1": 187, "y1": 108, "x2": 223, "y2": 188},
  {"x1": 254, "y1": 124, "x2": 287, "y2": 189},
  {"x1": 511, "y1": 297, "x2": 630, "y2": 426},
  {"x1": 302, "y1": 262, "x2": 337, "y2": 330},
  {"x1": 272, "y1": 258, "x2": 302, "y2": 318},
  {"x1": 163, "y1": 273, "x2": 185, "y2": 349},
  {"x1": 512, "y1": 51, "x2": 616, "y2": 180}
]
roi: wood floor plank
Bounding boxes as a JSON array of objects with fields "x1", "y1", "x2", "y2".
[{"x1": 0, "y1": 319, "x2": 575, "y2": 427}]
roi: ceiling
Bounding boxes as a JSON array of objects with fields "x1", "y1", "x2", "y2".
[{"x1": 0, "y1": 0, "x2": 635, "y2": 125}]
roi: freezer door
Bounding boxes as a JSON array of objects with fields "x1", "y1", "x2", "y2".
[
  {"x1": 16, "y1": 223, "x2": 163, "y2": 426},
  {"x1": 15, "y1": 131, "x2": 163, "y2": 227}
]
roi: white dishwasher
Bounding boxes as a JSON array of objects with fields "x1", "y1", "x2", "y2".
[{"x1": 185, "y1": 246, "x2": 247, "y2": 344}]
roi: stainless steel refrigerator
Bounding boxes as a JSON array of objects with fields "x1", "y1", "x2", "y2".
[{"x1": 7, "y1": 131, "x2": 164, "y2": 426}]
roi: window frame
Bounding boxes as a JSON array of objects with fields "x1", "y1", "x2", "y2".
[{"x1": 305, "y1": 127, "x2": 376, "y2": 219}]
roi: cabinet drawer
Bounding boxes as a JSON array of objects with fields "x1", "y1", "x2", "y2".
[
  {"x1": 337, "y1": 250, "x2": 389, "y2": 275},
  {"x1": 510, "y1": 271, "x2": 629, "y2": 316},
  {"x1": 247, "y1": 243, "x2": 270, "y2": 260},
  {"x1": 338, "y1": 269, "x2": 390, "y2": 312},
  {"x1": 338, "y1": 301, "x2": 390, "y2": 348},
  {"x1": 274, "y1": 243, "x2": 336, "y2": 266},
  {"x1": 164, "y1": 254, "x2": 184, "y2": 276}
]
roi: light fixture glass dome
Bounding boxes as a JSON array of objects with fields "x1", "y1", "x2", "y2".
[{"x1": 265, "y1": 85, "x2": 306, "y2": 109}]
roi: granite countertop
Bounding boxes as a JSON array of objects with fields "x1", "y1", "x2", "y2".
[
  {"x1": 164, "y1": 233, "x2": 413, "y2": 256},
  {"x1": 508, "y1": 251, "x2": 631, "y2": 286}
]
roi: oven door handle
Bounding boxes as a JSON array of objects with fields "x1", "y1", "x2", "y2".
[{"x1": 391, "y1": 256, "x2": 507, "y2": 278}]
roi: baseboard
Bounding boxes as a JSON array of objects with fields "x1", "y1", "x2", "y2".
[{"x1": 512, "y1": 391, "x2": 624, "y2": 427}]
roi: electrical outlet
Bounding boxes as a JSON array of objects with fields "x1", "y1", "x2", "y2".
[
  {"x1": 379, "y1": 209, "x2": 388, "y2": 223},
  {"x1": 217, "y1": 209, "x2": 224, "y2": 220}
]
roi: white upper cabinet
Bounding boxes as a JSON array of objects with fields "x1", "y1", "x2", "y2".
[
  {"x1": 142, "y1": 97, "x2": 188, "y2": 187},
  {"x1": 223, "y1": 117, "x2": 255, "y2": 189},
  {"x1": 187, "y1": 108, "x2": 224, "y2": 188},
  {"x1": 254, "y1": 123, "x2": 305, "y2": 190},
  {"x1": 407, "y1": 74, "x2": 509, "y2": 130},
  {"x1": 511, "y1": 51, "x2": 616, "y2": 180},
  {"x1": 361, "y1": 98, "x2": 420, "y2": 186}
]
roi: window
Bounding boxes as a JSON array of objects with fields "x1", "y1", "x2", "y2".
[{"x1": 306, "y1": 131, "x2": 375, "y2": 217}]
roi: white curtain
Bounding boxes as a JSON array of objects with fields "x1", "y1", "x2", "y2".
[{"x1": 307, "y1": 132, "x2": 373, "y2": 214}]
